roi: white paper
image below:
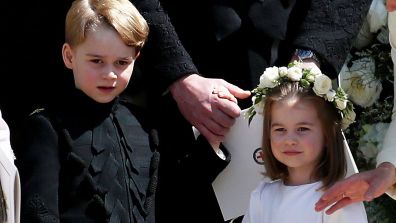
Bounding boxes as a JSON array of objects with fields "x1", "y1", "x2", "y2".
[{"x1": 212, "y1": 109, "x2": 359, "y2": 221}]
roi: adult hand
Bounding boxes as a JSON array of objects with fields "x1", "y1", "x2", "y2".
[
  {"x1": 170, "y1": 74, "x2": 251, "y2": 145},
  {"x1": 315, "y1": 162, "x2": 396, "y2": 215},
  {"x1": 387, "y1": 0, "x2": 396, "y2": 11}
]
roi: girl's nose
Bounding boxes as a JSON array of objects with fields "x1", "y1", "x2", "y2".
[{"x1": 284, "y1": 133, "x2": 298, "y2": 146}]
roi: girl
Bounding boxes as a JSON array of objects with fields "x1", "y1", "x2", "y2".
[{"x1": 243, "y1": 62, "x2": 368, "y2": 222}]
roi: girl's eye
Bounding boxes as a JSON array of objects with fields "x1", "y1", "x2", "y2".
[
  {"x1": 274, "y1": 128, "x2": 286, "y2": 132},
  {"x1": 297, "y1": 127, "x2": 309, "y2": 132}
]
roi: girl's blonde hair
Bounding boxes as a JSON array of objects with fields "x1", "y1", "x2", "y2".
[
  {"x1": 262, "y1": 82, "x2": 347, "y2": 189},
  {"x1": 65, "y1": 0, "x2": 148, "y2": 52}
]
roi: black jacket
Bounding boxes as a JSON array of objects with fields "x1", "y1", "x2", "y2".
[{"x1": 14, "y1": 89, "x2": 159, "y2": 223}]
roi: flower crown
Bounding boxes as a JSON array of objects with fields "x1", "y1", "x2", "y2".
[{"x1": 245, "y1": 60, "x2": 356, "y2": 129}]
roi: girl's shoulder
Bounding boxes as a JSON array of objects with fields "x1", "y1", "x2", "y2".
[{"x1": 251, "y1": 179, "x2": 282, "y2": 195}]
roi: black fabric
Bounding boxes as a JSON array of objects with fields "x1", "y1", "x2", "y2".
[
  {"x1": 14, "y1": 88, "x2": 159, "y2": 223},
  {"x1": 154, "y1": 94, "x2": 230, "y2": 223}
]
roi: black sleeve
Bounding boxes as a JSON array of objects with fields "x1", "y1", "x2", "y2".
[
  {"x1": 132, "y1": 0, "x2": 199, "y2": 92},
  {"x1": 14, "y1": 114, "x2": 61, "y2": 223},
  {"x1": 190, "y1": 135, "x2": 231, "y2": 183},
  {"x1": 293, "y1": 0, "x2": 373, "y2": 78}
]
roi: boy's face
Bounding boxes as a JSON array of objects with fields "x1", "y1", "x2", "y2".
[
  {"x1": 269, "y1": 98, "x2": 325, "y2": 183},
  {"x1": 62, "y1": 25, "x2": 137, "y2": 103}
]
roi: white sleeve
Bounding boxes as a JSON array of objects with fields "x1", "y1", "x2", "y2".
[
  {"x1": 324, "y1": 202, "x2": 368, "y2": 223},
  {"x1": 242, "y1": 181, "x2": 267, "y2": 223},
  {"x1": 375, "y1": 11, "x2": 396, "y2": 199}
]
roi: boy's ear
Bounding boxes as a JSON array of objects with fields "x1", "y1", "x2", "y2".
[
  {"x1": 62, "y1": 43, "x2": 74, "y2": 69},
  {"x1": 134, "y1": 50, "x2": 140, "y2": 59}
]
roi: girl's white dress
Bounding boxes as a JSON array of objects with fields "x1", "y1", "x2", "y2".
[
  {"x1": 0, "y1": 111, "x2": 20, "y2": 223},
  {"x1": 242, "y1": 180, "x2": 367, "y2": 223}
]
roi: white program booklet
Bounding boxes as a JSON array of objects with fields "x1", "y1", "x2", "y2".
[{"x1": 212, "y1": 109, "x2": 359, "y2": 221}]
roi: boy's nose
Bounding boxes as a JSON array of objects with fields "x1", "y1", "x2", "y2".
[{"x1": 104, "y1": 71, "x2": 117, "y2": 80}]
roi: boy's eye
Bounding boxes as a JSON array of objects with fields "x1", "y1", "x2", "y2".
[
  {"x1": 91, "y1": 59, "x2": 102, "y2": 64},
  {"x1": 116, "y1": 60, "x2": 130, "y2": 66}
]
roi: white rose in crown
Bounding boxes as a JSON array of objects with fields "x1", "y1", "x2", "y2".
[
  {"x1": 325, "y1": 90, "x2": 336, "y2": 102},
  {"x1": 340, "y1": 56, "x2": 382, "y2": 108},
  {"x1": 287, "y1": 66, "x2": 303, "y2": 81},
  {"x1": 341, "y1": 109, "x2": 356, "y2": 130},
  {"x1": 278, "y1": 66, "x2": 288, "y2": 77},
  {"x1": 313, "y1": 74, "x2": 332, "y2": 95},
  {"x1": 259, "y1": 66, "x2": 279, "y2": 88}
]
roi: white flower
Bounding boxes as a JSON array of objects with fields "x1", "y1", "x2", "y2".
[
  {"x1": 340, "y1": 56, "x2": 382, "y2": 108},
  {"x1": 367, "y1": 0, "x2": 387, "y2": 33},
  {"x1": 358, "y1": 123, "x2": 390, "y2": 162},
  {"x1": 308, "y1": 66, "x2": 322, "y2": 77},
  {"x1": 278, "y1": 67, "x2": 288, "y2": 77},
  {"x1": 253, "y1": 98, "x2": 265, "y2": 115},
  {"x1": 360, "y1": 141, "x2": 379, "y2": 162},
  {"x1": 335, "y1": 97, "x2": 347, "y2": 110},
  {"x1": 259, "y1": 67, "x2": 279, "y2": 88},
  {"x1": 287, "y1": 66, "x2": 303, "y2": 81},
  {"x1": 313, "y1": 74, "x2": 332, "y2": 95},
  {"x1": 325, "y1": 90, "x2": 336, "y2": 102},
  {"x1": 341, "y1": 109, "x2": 356, "y2": 129}
]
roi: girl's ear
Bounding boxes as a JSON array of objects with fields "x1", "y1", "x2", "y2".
[{"x1": 62, "y1": 43, "x2": 74, "y2": 69}]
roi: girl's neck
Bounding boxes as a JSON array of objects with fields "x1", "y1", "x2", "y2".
[{"x1": 285, "y1": 167, "x2": 319, "y2": 186}]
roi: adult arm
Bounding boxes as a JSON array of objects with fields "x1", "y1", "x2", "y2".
[
  {"x1": 293, "y1": 0, "x2": 373, "y2": 78},
  {"x1": 132, "y1": 0, "x2": 250, "y2": 144}
]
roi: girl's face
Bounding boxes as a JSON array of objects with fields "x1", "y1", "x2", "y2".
[
  {"x1": 270, "y1": 98, "x2": 325, "y2": 182},
  {"x1": 62, "y1": 24, "x2": 137, "y2": 103}
]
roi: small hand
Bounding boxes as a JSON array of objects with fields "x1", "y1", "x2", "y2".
[
  {"x1": 170, "y1": 74, "x2": 251, "y2": 145},
  {"x1": 315, "y1": 162, "x2": 396, "y2": 214}
]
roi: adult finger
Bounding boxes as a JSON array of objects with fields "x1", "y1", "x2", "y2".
[
  {"x1": 324, "y1": 198, "x2": 356, "y2": 215},
  {"x1": 214, "y1": 96, "x2": 242, "y2": 119},
  {"x1": 196, "y1": 123, "x2": 225, "y2": 144},
  {"x1": 220, "y1": 80, "x2": 251, "y2": 99},
  {"x1": 212, "y1": 86, "x2": 238, "y2": 103},
  {"x1": 315, "y1": 181, "x2": 351, "y2": 211}
]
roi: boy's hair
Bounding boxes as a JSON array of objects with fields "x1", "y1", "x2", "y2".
[
  {"x1": 65, "y1": 0, "x2": 148, "y2": 52},
  {"x1": 262, "y1": 82, "x2": 346, "y2": 189}
]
